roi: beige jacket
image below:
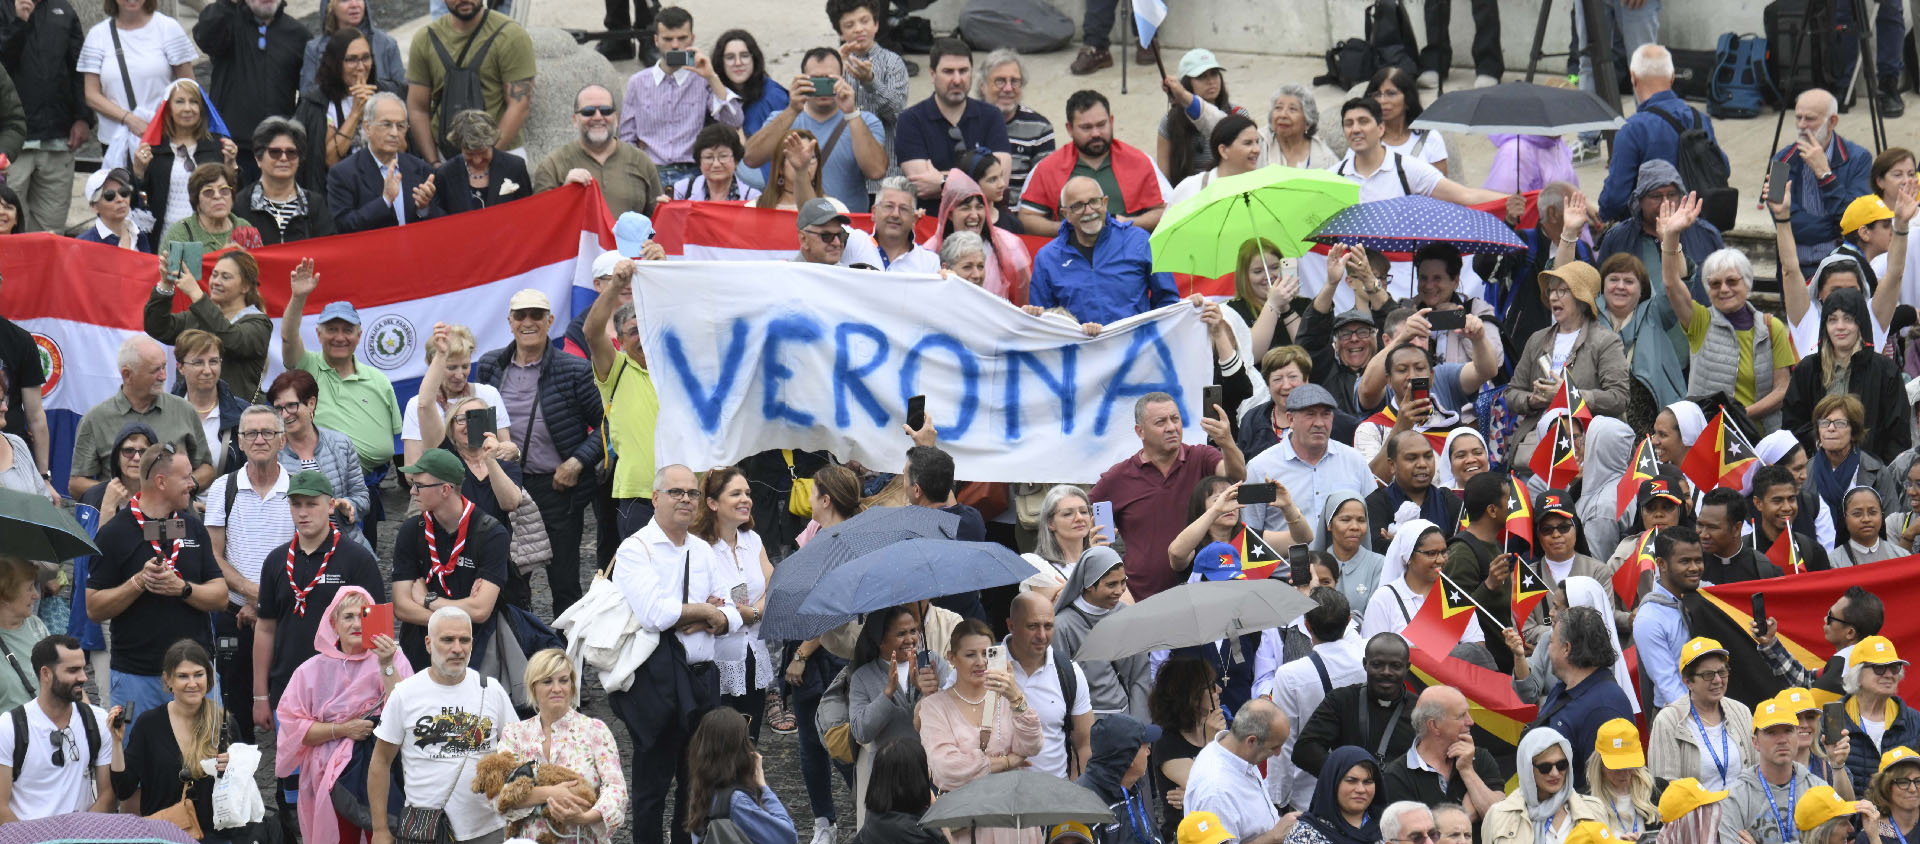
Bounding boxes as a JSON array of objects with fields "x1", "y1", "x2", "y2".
[
  {"x1": 1480, "y1": 788, "x2": 1606, "y2": 844},
  {"x1": 1646, "y1": 696, "x2": 1758, "y2": 784}
]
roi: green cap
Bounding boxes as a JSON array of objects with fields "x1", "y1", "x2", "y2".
[
  {"x1": 399, "y1": 449, "x2": 464, "y2": 484},
  {"x1": 286, "y1": 470, "x2": 334, "y2": 498}
]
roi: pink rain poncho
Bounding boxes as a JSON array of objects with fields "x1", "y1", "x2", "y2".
[
  {"x1": 925, "y1": 168, "x2": 1032, "y2": 306},
  {"x1": 274, "y1": 586, "x2": 414, "y2": 844}
]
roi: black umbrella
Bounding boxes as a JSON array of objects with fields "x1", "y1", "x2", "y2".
[
  {"x1": 1411, "y1": 82, "x2": 1625, "y2": 136},
  {"x1": 0, "y1": 488, "x2": 99, "y2": 561},
  {"x1": 759, "y1": 505, "x2": 960, "y2": 642}
]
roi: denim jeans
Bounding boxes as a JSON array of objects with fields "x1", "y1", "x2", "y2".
[
  {"x1": 111, "y1": 671, "x2": 221, "y2": 746},
  {"x1": 1575, "y1": 0, "x2": 1660, "y2": 146},
  {"x1": 1835, "y1": 0, "x2": 1907, "y2": 89}
]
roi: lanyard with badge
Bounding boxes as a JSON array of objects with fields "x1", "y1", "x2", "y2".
[
  {"x1": 1762, "y1": 774, "x2": 1798, "y2": 842},
  {"x1": 1690, "y1": 702, "x2": 1731, "y2": 786}
]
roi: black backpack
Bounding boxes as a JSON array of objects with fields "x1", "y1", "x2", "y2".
[
  {"x1": 1764, "y1": 0, "x2": 1842, "y2": 107},
  {"x1": 1647, "y1": 107, "x2": 1739, "y2": 233},
  {"x1": 10, "y1": 702, "x2": 104, "y2": 775},
  {"x1": 1047, "y1": 641, "x2": 1083, "y2": 778},
  {"x1": 1315, "y1": 0, "x2": 1421, "y2": 89},
  {"x1": 956, "y1": 0, "x2": 1074, "y2": 53},
  {"x1": 427, "y1": 16, "x2": 508, "y2": 159}
]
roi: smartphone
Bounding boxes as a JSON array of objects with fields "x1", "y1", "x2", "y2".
[
  {"x1": 1426, "y1": 310, "x2": 1466, "y2": 332},
  {"x1": 141, "y1": 517, "x2": 186, "y2": 543},
  {"x1": 1201, "y1": 385, "x2": 1223, "y2": 418},
  {"x1": 361, "y1": 603, "x2": 395, "y2": 643},
  {"x1": 464, "y1": 406, "x2": 496, "y2": 451},
  {"x1": 1822, "y1": 701, "x2": 1846, "y2": 747},
  {"x1": 1239, "y1": 482, "x2": 1278, "y2": 505},
  {"x1": 1750, "y1": 593, "x2": 1767, "y2": 638},
  {"x1": 985, "y1": 644, "x2": 1007, "y2": 675},
  {"x1": 1407, "y1": 376, "x2": 1431, "y2": 406},
  {"x1": 916, "y1": 648, "x2": 932, "y2": 669},
  {"x1": 664, "y1": 50, "x2": 692, "y2": 67},
  {"x1": 906, "y1": 394, "x2": 926, "y2": 432},
  {"x1": 110, "y1": 707, "x2": 126, "y2": 729},
  {"x1": 1091, "y1": 500, "x2": 1116, "y2": 545},
  {"x1": 808, "y1": 76, "x2": 840, "y2": 97},
  {"x1": 1767, "y1": 165, "x2": 1791, "y2": 205},
  {"x1": 166, "y1": 241, "x2": 204, "y2": 282},
  {"x1": 1287, "y1": 545, "x2": 1311, "y2": 587}
]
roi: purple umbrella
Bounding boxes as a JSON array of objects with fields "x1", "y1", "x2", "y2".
[
  {"x1": 0, "y1": 812, "x2": 199, "y2": 844},
  {"x1": 1307, "y1": 195, "x2": 1527, "y2": 258}
]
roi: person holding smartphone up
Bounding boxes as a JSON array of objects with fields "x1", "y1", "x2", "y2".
[
  {"x1": 1352, "y1": 304, "x2": 1504, "y2": 478},
  {"x1": 615, "y1": 7, "x2": 742, "y2": 189}
]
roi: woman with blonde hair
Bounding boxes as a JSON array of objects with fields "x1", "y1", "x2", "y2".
[
  {"x1": 494, "y1": 648, "x2": 627, "y2": 843},
  {"x1": 147, "y1": 249, "x2": 270, "y2": 400},
  {"x1": 113, "y1": 639, "x2": 238, "y2": 835},
  {"x1": 918, "y1": 618, "x2": 1043, "y2": 844},
  {"x1": 0, "y1": 557, "x2": 49, "y2": 712},
  {"x1": 1584, "y1": 718, "x2": 1660, "y2": 839},
  {"x1": 1866, "y1": 747, "x2": 1920, "y2": 844},
  {"x1": 755, "y1": 129, "x2": 823, "y2": 210},
  {"x1": 131, "y1": 79, "x2": 238, "y2": 236}
]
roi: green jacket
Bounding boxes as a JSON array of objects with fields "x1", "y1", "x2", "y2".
[{"x1": 160, "y1": 213, "x2": 255, "y2": 254}]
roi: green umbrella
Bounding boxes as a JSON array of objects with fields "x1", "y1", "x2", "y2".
[
  {"x1": 0, "y1": 488, "x2": 99, "y2": 561},
  {"x1": 1149, "y1": 165, "x2": 1359, "y2": 277}
]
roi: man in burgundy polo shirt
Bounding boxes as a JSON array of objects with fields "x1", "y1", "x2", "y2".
[{"x1": 1089, "y1": 390, "x2": 1246, "y2": 600}]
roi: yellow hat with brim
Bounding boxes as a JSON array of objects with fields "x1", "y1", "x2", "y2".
[
  {"x1": 1563, "y1": 821, "x2": 1618, "y2": 844},
  {"x1": 1048, "y1": 822, "x2": 1095, "y2": 844},
  {"x1": 1679, "y1": 636, "x2": 1730, "y2": 674},
  {"x1": 1795, "y1": 785, "x2": 1856, "y2": 831},
  {"x1": 1855, "y1": 635, "x2": 1908, "y2": 667},
  {"x1": 1754, "y1": 695, "x2": 1798, "y2": 732},
  {"x1": 1778, "y1": 687, "x2": 1821, "y2": 715},
  {"x1": 1595, "y1": 718, "x2": 1645, "y2": 769},
  {"x1": 1659, "y1": 778, "x2": 1730, "y2": 824},
  {"x1": 1881, "y1": 747, "x2": 1920, "y2": 775},
  {"x1": 1178, "y1": 811, "x2": 1235, "y2": 844},
  {"x1": 1841, "y1": 194, "x2": 1895, "y2": 235}
]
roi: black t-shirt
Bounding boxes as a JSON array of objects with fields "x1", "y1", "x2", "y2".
[
  {"x1": 1380, "y1": 746, "x2": 1502, "y2": 808},
  {"x1": 941, "y1": 503, "x2": 987, "y2": 541},
  {"x1": 1151, "y1": 730, "x2": 1204, "y2": 839},
  {"x1": 86, "y1": 505, "x2": 219, "y2": 675},
  {"x1": 255, "y1": 529, "x2": 388, "y2": 705},
  {"x1": 0, "y1": 318, "x2": 44, "y2": 449},
  {"x1": 438, "y1": 446, "x2": 523, "y2": 527},
  {"x1": 391, "y1": 506, "x2": 509, "y2": 668}
]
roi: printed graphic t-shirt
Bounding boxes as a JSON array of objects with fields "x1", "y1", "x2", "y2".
[{"x1": 374, "y1": 669, "x2": 517, "y2": 840}]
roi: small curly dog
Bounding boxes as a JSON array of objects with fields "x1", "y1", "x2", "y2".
[{"x1": 471, "y1": 750, "x2": 599, "y2": 844}]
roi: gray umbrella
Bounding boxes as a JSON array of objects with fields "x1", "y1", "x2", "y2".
[
  {"x1": 1072, "y1": 580, "x2": 1316, "y2": 662},
  {"x1": 759, "y1": 505, "x2": 960, "y2": 642},
  {"x1": 920, "y1": 770, "x2": 1116, "y2": 830},
  {"x1": 793, "y1": 538, "x2": 1036, "y2": 628}
]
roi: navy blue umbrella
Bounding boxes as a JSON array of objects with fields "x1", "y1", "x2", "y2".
[
  {"x1": 1307, "y1": 195, "x2": 1527, "y2": 257},
  {"x1": 759, "y1": 505, "x2": 961, "y2": 642},
  {"x1": 792, "y1": 538, "x2": 1037, "y2": 625}
]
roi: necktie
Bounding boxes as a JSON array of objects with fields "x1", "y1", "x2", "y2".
[{"x1": 386, "y1": 162, "x2": 406, "y2": 227}]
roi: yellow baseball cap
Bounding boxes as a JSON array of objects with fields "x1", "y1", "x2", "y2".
[
  {"x1": 1659, "y1": 778, "x2": 1730, "y2": 823},
  {"x1": 1595, "y1": 718, "x2": 1645, "y2": 769},
  {"x1": 1778, "y1": 687, "x2": 1821, "y2": 715},
  {"x1": 1754, "y1": 695, "x2": 1798, "y2": 732},
  {"x1": 1841, "y1": 194, "x2": 1895, "y2": 235},
  {"x1": 1563, "y1": 821, "x2": 1618, "y2": 844},
  {"x1": 1854, "y1": 636, "x2": 1907, "y2": 667},
  {"x1": 1881, "y1": 747, "x2": 1920, "y2": 775},
  {"x1": 1048, "y1": 822, "x2": 1095, "y2": 844},
  {"x1": 1796, "y1": 785, "x2": 1857, "y2": 831},
  {"x1": 1178, "y1": 811, "x2": 1235, "y2": 844},
  {"x1": 1679, "y1": 637, "x2": 1730, "y2": 674}
]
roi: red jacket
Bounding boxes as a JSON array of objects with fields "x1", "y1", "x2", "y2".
[{"x1": 1018, "y1": 140, "x2": 1163, "y2": 220}]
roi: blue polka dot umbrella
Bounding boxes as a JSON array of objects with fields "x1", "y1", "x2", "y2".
[{"x1": 1307, "y1": 195, "x2": 1527, "y2": 257}]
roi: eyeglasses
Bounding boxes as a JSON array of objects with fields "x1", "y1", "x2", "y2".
[
  {"x1": 238, "y1": 429, "x2": 281, "y2": 441},
  {"x1": 48, "y1": 727, "x2": 77, "y2": 767},
  {"x1": 1335, "y1": 327, "x2": 1373, "y2": 340},
  {"x1": 803, "y1": 228, "x2": 848, "y2": 244},
  {"x1": 95, "y1": 188, "x2": 131, "y2": 201},
  {"x1": 1064, "y1": 197, "x2": 1107, "y2": 215},
  {"x1": 344, "y1": 53, "x2": 373, "y2": 65},
  {"x1": 262, "y1": 147, "x2": 299, "y2": 160},
  {"x1": 576, "y1": 105, "x2": 616, "y2": 117},
  {"x1": 660, "y1": 487, "x2": 700, "y2": 501},
  {"x1": 699, "y1": 151, "x2": 735, "y2": 164},
  {"x1": 408, "y1": 481, "x2": 451, "y2": 493},
  {"x1": 182, "y1": 357, "x2": 222, "y2": 370},
  {"x1": 1891, "y1": 777, "x2": 1920, "y2": 790},
  {"x1": 989, "y1": 77, "x2": 1023, "y2": 90},
  {"x1": 198, "y1": 186, "x2": 233, "y2": 199},
  {"x1": 1817, "y1": 418, "x2": 1851, "y2": 430},
  {"x1": 1532, "y1": 759, "x2": 1571, "y2": 775},
  {"x1": 1412, "y1": 547, "x2": 1448, "y2": 560},
  {"x1": 1541, "y1": 521, "x2": 1576, "y2": 536}
]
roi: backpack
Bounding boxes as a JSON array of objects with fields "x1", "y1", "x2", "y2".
[
  {"x1": 1314, "y1": 0, "x2": 1420, "y2": 89},
  {"x1": 1708, "y1": 32, "x2": 1775, "y2": 118},
  {"x1": 1047, "y1": 643, "x2": 1082, "y2": 778},
  {"x1": 1764, "y1": 0, "x2": 1842, "y2": 107},
  {"x1": 10, "y1": 702, "x2": 104, "y2": 776},
  {"x1": 426, "y1": 17, "x2": 508, "y2": 159},
  {"x1": 701, "y1": 788, "x2": 753, "y2": 844},
  {"x1": 1648, "y1": 107, "x2": 1740, "y2": 233},
  {"x1": 956, "y1": 0, "x2": 1073, "y2": 53}
]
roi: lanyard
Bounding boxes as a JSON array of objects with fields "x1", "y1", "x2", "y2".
[
  {"x1": 1895, "y1": 821, "x2": 1910, "y2": 844},
  {"x1": 1691, "y1": 702, "x2": 1731, "y2": 786},
  {"x1": 1761, "y1": 773, "x2": 1798, "y2": 843},
  {"x1": 129, "y1": 496, "x2": 182, "y2": 575},
  {"x1": 286, "y1": 527, "x2": 340, "y2": 617},
  {"x1": 1608, "y1": 799, "x2": 1642, "y2": 837},
  {"x1": 424, "y1": 500, "x2": 474, "y2": 591},
  {"x1": 1121, "y1": 788, "x2": 1153, "y2": 844}
]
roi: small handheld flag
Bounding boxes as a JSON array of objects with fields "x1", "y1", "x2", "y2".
[
  {"x1": 1546, "y1": 380, "x2": 1594, "y2": 427},
  {"x1": 1512, "y1": 556, "x2": 1550, "y2": 625},
  {"x1": 1614, "y1": 527, "x2": 1659, "y2": 607},
  {"x1": 1403, "y1": 572, "x2": 1481, "y2": 651},
  {"x1": 1766, "y1": 529, "x2": 1804, "y2": 575},
  {"x1": 1617, "y1": 437, "x2": 1662, "y2": 518},
  {"x1": 1682, "y1": 412, "x2": 1758, "y2": 493},
  {"x1": 1505, "y1": 474, "x2": 1534, "y2": 554},
  {"x1": 1529, "y1": 415, "x2": 1581, "y2": 490}
]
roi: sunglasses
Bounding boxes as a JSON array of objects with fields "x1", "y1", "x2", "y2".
[
  {"x1": 1533, "y1": 759, "x2": 1571, "y2": 775},
  {"x1": 49, "y1": 728, "x2": 77, "y2": 767},
  {"x1": 261, "y1": 147, "x2": 299, "y2": 160},
  {"x1": 95, "y1": 188, "x2": 132, "y2": 201},
  {"x1": 804, "y1": 228, "x2": 849, "y2": 244},
  {"x1": 1540, "y1": 521, "x2": 1575, "y2": 536},
  {"x1": 577, "y1": 105, "x2": 616, "y2": 117}
]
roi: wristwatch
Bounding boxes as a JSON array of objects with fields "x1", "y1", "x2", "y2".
[
  {"x1": 181, "y1": 581, "x2": 194, "y2": 599},
  {"x1": 382, "y1": 664, "x2": 396, "y2": 677}
]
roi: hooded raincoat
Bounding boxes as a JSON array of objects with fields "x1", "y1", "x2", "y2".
[
  {"x1": 926, "y1": 168, "x2": 1032, "y2": 306},
  {"x1": 1596, "y1": 160, "x2": 1723, "y2": 304}
]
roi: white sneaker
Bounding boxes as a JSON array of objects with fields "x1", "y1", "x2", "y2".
[
  {"x1": 1418, "y1": 70, "x2": 1441, "y2": 89},
  {"x1": 1475, "y1": 74, "x2": 1500, "y2": 88},
  {"x1": 811, "y1": 817, "x2": 836, "y2": 844}
]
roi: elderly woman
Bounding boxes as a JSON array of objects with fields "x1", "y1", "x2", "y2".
[
  {"x1": 919, "y1": 618, "x2": 1041, "y2": 844},
  {"x1": 1167, "y1": 113, "x2": 1263, "y2": 206},
  {"x1": 1147, "y1": 656, "x2": 1221, "y2": 841},
  {"x1": 275, "y1": 586, "x2": 408, "y2": 844},
  {"x1": 1584, "y1": 718, "x2": 1660, "y2": 839},
  {"x1": 0, "y1": 558, "x2": 50, "y2": 712},
  {"x1": 1648, "y1": 638, "x2": 1757, "y2": 791},
  {"x1": 1283, "y1": 746, "x2": 1387, "y2": 844},
  {"x1": 1503, "y1": 261, "x2": 1632, "y2": 466},
  {"x1": 672, "y1": 124, "x2": 761, "y2": 202},
  {"x1": 146, "y1": 251, "x2": 271, "y2": 399},
  {"x1": 75, "y1": 168, "x2": 151, "y2": 251},
  {"x1": 938, "y1": 231, "x2": 990, "y2": 288},
  {"x1": 1484, "y1": 728, "x2": 1606, "y2": 844},
  {"x1": 754, "y1": 129, "x2": 821, "y2": 211},
  {"x1": 1019, "y1": 484, "x2": 1109, "y2": 597},
  {"x1": 1806, "y1": 395, "x2": 1901, "y2": 544},
  {"x1": 112, "y1": 640, "x2": 240, "y2": 836},
  {"x1": 435, "y1": 395, "x2": 523, "y2": 526},
  {"x1": 1657, "y1": 195, "x2": 1796, "y2": 433},
  {"x1": 691, "y1": 467, "x2": 775, "y2": 739},
  {"x1": 1157, "y1": 49, "x2": 1250, "y2": 184},
  {"x1": 1369, "y1": 67, "x2": 1447, "y2": 174},
  {"x1": 1838, "y1": 637, "x2": 1920, "y2": 787},
  {"x1": 166, "y1": 330, "x2": 249, "y2": 475},
  {"x1": 1236, "y1": 346, "x2": 1312, "y2": 460},
  {"x1": 80, "y1": 422, "x2": 154, "y2": 516},
  {"x1": 268, "y1": 370, "x2": 372, "y2": 545},
  {"x1": 1259, "y1": 83, "x2": 1336, "y2": 169},
  {"x1": 928, "y1": 168, "x2": 1032, "y2": 306},
  {"x1": 849, "y1": 604, "x2": 946, "y2": 826},
  {"x1": 1595, "y1": 247, "x2": 1687, "y2": 430},
  {"x1": 1867, "y1": 745, "x2": 1920, "y2": 844},
  {"x1": 79, "y1": 0, "x2": 195, "y2": 168},
  {"x1": 298, "y1": 0, "x2": 405, "y2": 92},
  {"x1": 434, "y1": 110, "x2": 532, "y2": 215},
  {"x1": 493, "y1": 649, "x2": 627, "y2": 843},
  {"x1": 295, "y1": 27, "x2": 405, "y2": 184},
  {"x1": 1795, "y1": 786, "x2": 1883, "y2": 844},
  {"x1": 1784, "y1": 286, "x2": 1910, "y2": 462},
  {"x1": 240, "y1": 118, "x2": 335, "y2": 244},
  {"x1": 134, "y1": 79, "x2": 239, "y2": 236},
  {"x1": 1238, "y1": 240, "x2": 1305, "y2": 360},
  {"x1": 160, "y1": 163, "x2": 259, "y2": 252}
]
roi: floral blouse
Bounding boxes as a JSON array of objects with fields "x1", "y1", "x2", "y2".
[{"x1": 495, "y1": 709, "x2": 629, "y2": 843}]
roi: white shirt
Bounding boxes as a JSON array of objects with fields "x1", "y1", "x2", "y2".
[
  {"x1": 1692, "y1": 716, "x2": 1733, "y2": 791},
  {"x1": 1264, "y1": 637, "x2": 1366, "y2": 811},
  {"x1": 1359, "y1": 576, "x2": 1487, "y2": 644},
  {"x1": 373, "y1": 669, "x2": 516, "y2": 841},
  {"x1": 0, "y1": 701, "x2": 112, "y2": 819},
  {"x1": 1383, "y1": 129, "x2": 1449, "y2": 167},
  {"x1": 610, "y1": 520, "x2": 745, "y2": 664},
  {"x1": 401, "y1": 384, "x2": 513, "y2": 444},
  {"x1": 1241, "y1": 436, "x2": 1377, "y2": 535},
  {"x1": 204, "y1": 466, "x2": 295, "y2": 607},
  {"x1": 75, "y1": 14, "x2": 196, "y2": 154},
  {"x1": 876, "y1": 240, "x2": 942, "y2": 274},
  {"x1": 1187, "y1": 736, "x2": 1281, "y2": 840},
  {"x1": 1549, "y1": 329, "x2": 1581, "y2": 374},
  {"x1": 1005, "y1": 639, "x2": 1091, "y2": 778},
  {"x1": 837, "y1": 228, "x2": 886, "y2": 268},
  {"x1": 198, "y1": 406, "x2": 223, "y2": 470}
]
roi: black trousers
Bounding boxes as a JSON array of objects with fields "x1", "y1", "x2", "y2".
[
  {"x1": 1421, "y1": 0, "x2": 1504, "y2": 78},
  {"x1": 610, "y1": 659, "x2": 712, "y2": 844},
  {"x1": 601, "y1": 0, "x2": 655, "y2": 36},
  {"x1": 213, "y1": 609, "x2": 255, "y2": 744},
  {"x1": 526, "y1": 472, "x2": 588, "y2": 616}
]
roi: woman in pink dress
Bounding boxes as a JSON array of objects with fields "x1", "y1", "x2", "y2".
[{"x1": 917, "y1": 618, "x2": 1044, "y2": 844}]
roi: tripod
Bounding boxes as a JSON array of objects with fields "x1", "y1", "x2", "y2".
[{"x1": 1767, "y1": 0, "x2": 1889, "y2": 162}]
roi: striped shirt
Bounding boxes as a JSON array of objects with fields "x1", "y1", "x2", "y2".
[
  {"x1": 1004, "y1": 104, "x2": 1056, "y2": 204},
  {"x1": 617, "y1": 65, "x2": 744, "y2": 166},
  {"x1": 846, "y1": 43, "x2": 909, "y2": 193},
  {"x1": 204, "y1": 467, "x2": 296, "y2": 607}
]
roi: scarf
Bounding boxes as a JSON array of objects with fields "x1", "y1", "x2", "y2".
[
  {"x1": 1302, "y1": 746, "x2": 1385, "y2": 844},
  {"x1": 1809, "y1": 447, "x2": 1861, "y2": 529},
  {"x1": 1520, "y1": 727, "x2": 1575, "y2": 824},
  {"x1": 1562, "y1": 576, "x2": 1640, "y2": 713}
]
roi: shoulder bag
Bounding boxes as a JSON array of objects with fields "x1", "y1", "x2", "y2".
[
  {"x1": 146, "y1": 783, "x2": 205, "y2": 839},
  {"x1": 396, "y1": 676, "x2": 491, "y2": 842},
  {"x1": 783, "y1": 450, "x2": 813, "y2": 518}
]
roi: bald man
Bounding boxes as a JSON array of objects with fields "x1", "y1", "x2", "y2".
[
  {"x1": 1774, "y1": 88, "x2": 1872, "y2": 275},
  {"x1": 1187, "y1": 697, "x2": 1291, "y2": 844},
  {"x1": 1380, "y1": 685, "x2": 1502, "y2": 818},
  {"x1": 1027, "y1": 175, "x2": 1179, "y2": 324},
  {"x1": 1005, "y1": 591, "x2": 1095, "y2": 778}
]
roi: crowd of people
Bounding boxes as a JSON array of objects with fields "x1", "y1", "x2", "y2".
[{"x1": 9, "y1": 1, "x2": 1920, "y2": 844}]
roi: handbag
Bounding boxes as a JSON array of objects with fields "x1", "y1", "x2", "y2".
[
  {"x1": 1010, "y1": 483, "x2": 1048, "y2": 532},
  {"x1": 816, "y1": 665, "x2": 856, "y2": 764},
  {"x1": 395, "y1": 677, "x2": 489, "y2": 843},
  {"x1": 783, "y1": 450, "x2": 813, "y2": 518},
  {"x1": 508, "y1": 487, "x2": 552, "y2": 574},
  {"x1": 147, "y1": 783, "x2": 205, "y2": 840}
]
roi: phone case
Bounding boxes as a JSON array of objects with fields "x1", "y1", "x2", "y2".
[{"x1": 361, "y1": 603, "x2": 395, "y2": 643}]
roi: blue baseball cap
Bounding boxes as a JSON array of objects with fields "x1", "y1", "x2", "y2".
[
  {"x1": 614, "y1": 211, "x2": 655, "y2": 256},
  {"x1": 317, "y1": 301, "x2": 361, "y2": 325},
  {"x1": 1191, "y1": 541, "x2": 1244, "y2": 581}
]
